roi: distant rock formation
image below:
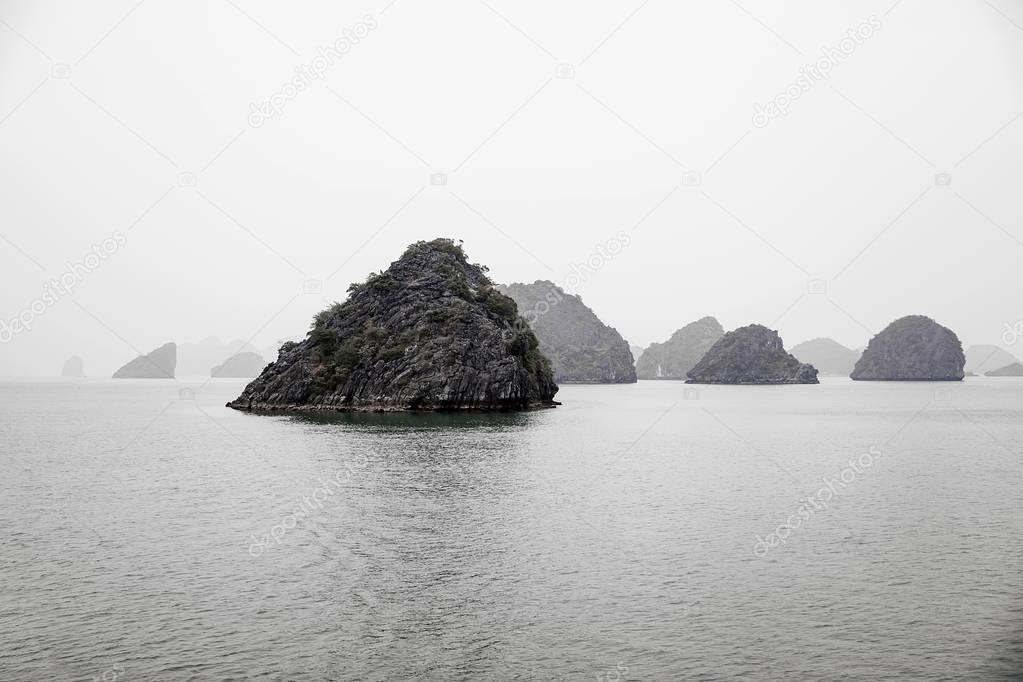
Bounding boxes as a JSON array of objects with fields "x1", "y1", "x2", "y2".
[
  {"x1": 178, "y1": 337, "x2": 260, "y2": 377},
  {"x1": 789, "y1": 338, "x2": 861, "y2": 376},
  {"x1": 964, "y1": 344, "x2": 1020, "y2": 375},
  {"x1": 497, "y1": 281, "x2": 636, "y2": 384},
  {"x1": 636, "y1": 317, "x2": 724, "y2": 380},
  {"x1": 228, "y1": 239, "x2": 558, "y2": 412},
  {"x1": 686, "y1": 324, "x2": 818, "y2": 384},
  {"x1": 985, "y1": 362, "x2": 1023, "y2": 377},
  {"x1": 211, "y1": 352, "x2": 266, "y2": 378},
  {"x1": 851, "y1": 316, "x2": 964, "y2": 381},
  {"x1": 630, "y1": 345, "x2": 644, "y2": 364},
  {"x1": 113, "y1": 343, "x2": 176, "y2": 379},
  {"x1": 61, "y1": 355, "x2": 85, "y2": 377}
]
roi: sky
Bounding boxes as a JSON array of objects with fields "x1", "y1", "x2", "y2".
[{"x1": 1, "y1": 0, "x2": 1022, "y2": 376}]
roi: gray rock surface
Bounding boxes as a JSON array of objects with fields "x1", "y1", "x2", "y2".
[
  {"x1": 497, "y1": 281, "x2": 636, "y2": 384},
  {"x1": 686, "y1": 324, "x2": 818, "y2": 384},
  {"x1": 851, "y1": 315, "x2": 964, "y2": 381},
  {"x1": 228, "y1": 239, "x2": 558, "y2": 412},
  {"x1": 113, "y1": 343, "x2": 176, "y2": 379},
  {"x1": 636, "y1": 317, "x2": 724, "y2": 380}
]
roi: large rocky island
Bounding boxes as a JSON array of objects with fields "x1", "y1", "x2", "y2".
[
  {"x1": 851, "y1": 315, "x2": 964, "y2": 381},
  {"x1": 497, "y1": 281, "x2": 636, "y2": 384},
  {"x1": 636, "y1": 316, "x2": 724, "y2": 380},
  {"x1": 113, "y1": 343, "x2": 176, "y2": 379},
  {"x1": 228, "y1": 239, "x2": 558, "y2": 413},
  {"x1": 686, "y1": 324, "x2": 818, "y2": 384}
]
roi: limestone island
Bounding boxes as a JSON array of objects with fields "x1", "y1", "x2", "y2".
[
  {"x1": 113, "y1": 342, "x2": 176, "y2": 379},
  {"x1": 636, "y1": 316, "x2": 724, "y2": 380},
  {"x1": 985, "y1": 362, "x2": 1023, "y2": 377},
  {"x1": 850, "y1": 315, "x2": 964, "y2": 381},
  {"x1": 685, "y1": 324, "x2": 818, "y2": 384},
  {"x1": 789, "y1": 338, "x2": 861, "y2": 377},
  {"x1": 227, "y1": 239, "x2": 558, "y2": 413},
  {"x1": 61, "y1": 355, "x2": 85, "y2": 378},
  {"x1": 497, "y1": 281, "x2": 636, "y2": 384},
  {"x1": 211, "y1": 352, "x2": 266, "y2": 378}
]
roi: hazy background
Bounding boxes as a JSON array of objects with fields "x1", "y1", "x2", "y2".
[{"x1": 1, "y1": 0, "x2": 1021, "y2": 376}]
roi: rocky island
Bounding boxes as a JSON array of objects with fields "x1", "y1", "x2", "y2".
[
  {"x1": 985, "y1": 362, "x2": 1023, "y2": 377},
  {"x1": 228, "y1": 239, "x2": 558, "y2": 413},
  {"x1": 211, "y1": 352, "x2": 266, "y2": 378},
  {"x1": 965, "y1": 344, "x2": 1019, "y2": 375},
  {"x1": 636, "y1": 316, "x2": 724, "y2": 380},
  {"x1": 112, "y1": 342, "x2": 176, "y2": 379},
  {"x1": 789, "y1": 338, "x2": 861, "y2": 376},
  {"x1": 61, "y1": 355, "x2": 85, "y2": 378},
  {"x1": 685, "y1": 324, "x2": 818, "y2": 384},
  {"x1": 851, "y1": 315, "x2": 964, "y2": 381},
  {"x1": 497, "y1": 281, "x2": 636, "y2": 384}
]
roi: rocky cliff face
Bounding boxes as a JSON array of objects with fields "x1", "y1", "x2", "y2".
[
  {"x1": 985, "y1": 362, "x2": 1023, "y2": 377},
  {"x1": 789, "y1": 338, "x2": 861, "y2": 376},
  {"x1": 61, "y1": 355, "x2": 85, "y2": 377},
  {"x1": 211, "y1": 352, "x2": 266, "y2": 378},
  {"x1": 636, "y1": 316, "x2": 724, "y2": 380},
  {"x1": 497, "y1": 281, "x2": 636, "y2": 384},
  {"x1": 113, "y1": 343, "x2": 176, "y2": 379},
  {"x1": 228, "y1": 239, "x2": 558, "y2": 412},
  {"x1": 685, "y1": 324, "x2": 818, "y2": 384},
  {"x1": 851, "y1": 315, "x2": 964, "y2": 381}
]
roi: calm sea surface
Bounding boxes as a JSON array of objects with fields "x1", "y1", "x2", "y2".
[{"x1": 2, "y1": 377, "x2": 1022, "y2": 680}]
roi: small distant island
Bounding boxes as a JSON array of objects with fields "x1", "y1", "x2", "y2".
[
  {"x1": 985, "y1": 362, "x2": 1023, "y2": 377},
  {"x1": 851, "y1": 316, "x2": 964, "y2": 381},
  {"x1": 497, "y1": 281, "x2": 636, "y2": 384},
  {"x1": 61, "y1": 355, "x2": 85, "y2": 378},
  {"x1": 686, "y1": 324, "x2": 818, "y2": 384},
  {"x1": 636, "y1": 316, "x2": 723, "y2": 380},
  {"x1": 789, "y1": 338, "x2": 860, "y2": 377},
  {"x1": 228, "y1": 239, "x2": 558, "y2": 413},
  {"x1": 113, "y1": 343, "x2": 176, "y2": 379},
  {"x1": 211, "y1": 352, "x2": 266, "y2": 378}
]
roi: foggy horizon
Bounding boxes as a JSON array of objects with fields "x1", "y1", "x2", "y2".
[{"x1": 2, "y1": 0, "x2": 1022, "y2": 377}]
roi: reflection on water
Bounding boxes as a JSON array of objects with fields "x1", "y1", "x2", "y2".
[{"x1": 2, "y1": 378, "x2": 1022, "y2": 680}]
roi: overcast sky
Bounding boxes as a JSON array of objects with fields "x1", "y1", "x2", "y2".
[{"x1": 1, "y1": 0, "x2": 1022, "y2": 376}]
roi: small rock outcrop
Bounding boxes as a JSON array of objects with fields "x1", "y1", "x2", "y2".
[
  {"x1": 228, "y1": 239, "x2": 558, "y2": 413},
  {"x1": 497, "y1": 281, "x2": 636, "y2": 384},
  {"x1": 685, "y1": 324, "x2": 818, "y2": 384},
  {"x1": 851, "y1": 316, "x2": 965, "y2": 381},
  {"x1": 985, "y1": 362, "x2": 1023, "y2": 377},
  {"x1": 211, "y1": 352, "x2": 266, "y2": 378},
  {"x1": 789, "y1": 338, "x2": 861, "y2": 376},
  {"x1": 113, "y1": 343, "x2": 176, "y2": 379},
  {"x1": 636, "y1": 317, "x2": 724, "y2": 380},
  {"x1": 61, "y1": 355, "x2": 85, "y2": 377},
  {"x1": 965, "y1": 344, "x2": 1019, "y2": 375}
]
